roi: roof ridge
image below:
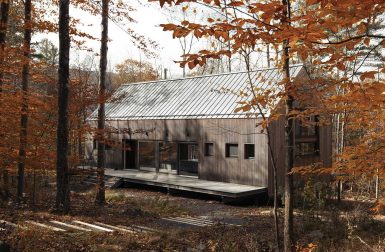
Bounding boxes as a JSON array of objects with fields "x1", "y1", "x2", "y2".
[{"x1": 121, "y1": 64, "x2": 304, "y2": 87}]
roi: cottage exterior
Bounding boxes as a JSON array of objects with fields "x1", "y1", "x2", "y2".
[{"x1": 86, "y1": 65, "x2": 332, "y2": 196}]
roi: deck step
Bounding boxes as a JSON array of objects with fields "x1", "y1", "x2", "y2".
[
  {"x1": 25, "y1": 221, "x2": 66, "y2": 232},
  {"x1": 162, "y1": 216, "x2": 213, "y2": 227},
  {"x1": 50, "y1": 221, "x2": 92, "y2": 232},
  {"x1": 117, "y1": 224, "x2": 157, "y2": 233},
  {"x1": 72, "y1": 221, "x2": 114, "y2": 232},
  {"x1": 94, "y1": 222, "x2": 135, "y2": 233},
  {"x1": 161, "y1": 216, "x2": 239, "y2": 227}
]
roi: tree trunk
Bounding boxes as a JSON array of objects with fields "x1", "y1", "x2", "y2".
[
  {"x1": 0, "y1": 0, "x2": 9, "y2": 89},
  {"x1": 243, "y1": 52, "x2": 280, "y2": 251},
  {"x1": 0, "y1": 0, "x2": 10, "y2": 199},
  {"x1": 282, "y1": 0, "x2": 294, "y2": 251},
  {"x1": 56, "y1": 0, "x2": 71, "y2": 214},
  {"x1": 17, "y1": 0, "x2": 32, "y2": 202},
  {"x1": 375, "y1": 169, "x2": 379, "y2": 200},
  {"x1": 283, "y1": 52, "x2": 294, "y2": 252},
  {"x1": 95, "y1": 0, "x2": 109, "y2": 205}
]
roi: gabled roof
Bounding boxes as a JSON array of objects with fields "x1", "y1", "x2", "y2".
[{"x1": 89, "y1": 65, "x2": 304, "y2": 121}]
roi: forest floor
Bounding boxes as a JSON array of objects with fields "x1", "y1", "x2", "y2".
[{"x1": 0, "y1": 176, "x2": 385, "y2": 251}]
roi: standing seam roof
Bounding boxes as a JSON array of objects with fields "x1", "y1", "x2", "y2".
[{"x1": 89, "y1": 65, "x2": 304, "y2": 120}]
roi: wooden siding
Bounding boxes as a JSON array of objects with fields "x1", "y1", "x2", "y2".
[
  {"x1": 267, "y1": 114, "x2": 333, "y2": 195},
  {"x1": 86, "y1": 116, "x2": 332, "y2": 195},
  {"x1": 86, "y1": 118, "x2": 270, "y2": 188}
]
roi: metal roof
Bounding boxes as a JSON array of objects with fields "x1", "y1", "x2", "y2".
[{"x1": 89, "y1": 65, "x2": 304, "y2": 121}]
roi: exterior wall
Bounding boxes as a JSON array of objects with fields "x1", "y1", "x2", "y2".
[
  {"x1": 86, "y1": 115, "x2": 332, "y2": 195},
  {"x1": 85, "y1": 118, "x2": 270, "y2": 188},
  {"x1": 267, "y1": 114, "x2": 333, "y2": 196}
]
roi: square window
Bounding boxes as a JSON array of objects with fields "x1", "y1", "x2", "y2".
[
  {"x1": 205, "y1": 143, "x2": 214, "y2": 156},
  {"x1": 226, "y1": 143, "x2": 238, "y2": 158},
  {"x1": 244, "y1": 144, "x2": 255, "y2": 159}
]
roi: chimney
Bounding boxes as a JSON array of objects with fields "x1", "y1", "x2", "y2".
[{"x1": 164, "y1": 68, "x2": 168, "y2": 79}]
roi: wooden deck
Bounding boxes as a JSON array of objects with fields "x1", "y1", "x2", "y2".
[{"x1": 105, "y1": 169, "x2": 267, "y2": 200}]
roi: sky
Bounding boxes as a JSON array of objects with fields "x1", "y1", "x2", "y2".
[{"x1": 36, "y1": 1, "x2": 191, "y2": 79}]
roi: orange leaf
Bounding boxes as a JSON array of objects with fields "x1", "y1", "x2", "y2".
[
  {"x1": 360, "y1": 71, "x2": 377, "y2": 81},
  {"x1": 306, "y1": 0, "x2": 319, "y2": 5},
  {"x1": 228, "y1": 1, "x2": 244, "y2": 7}
]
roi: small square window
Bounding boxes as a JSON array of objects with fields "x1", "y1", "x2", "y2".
[
  {"x1": 244, "y1": 144, "x2": 255, "y2": 159},
  {"x1": 205, "y1": 143, "x2": 214, "y2": 156},
  {"x1": 226, "y1": 143, "x2": 238, "y2": 158}
]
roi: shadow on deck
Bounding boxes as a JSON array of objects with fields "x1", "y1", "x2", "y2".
[{"x1": 105, "y1": 169, "x2": 267, "y2": 203}]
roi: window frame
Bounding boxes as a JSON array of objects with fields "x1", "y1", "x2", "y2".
[
  {"x1": 295, "y1": 115, "x2": 320, "y2": 157},
  {"x1": 295, "y1": 142, "x2": 320, "y2": 157},
  {"x1": 244, "y1": 144, "x2": 255, "y2": 159},
  {"x1": 225, "y1": 143, "x2": 239, "y2": 158},
  {"x1": 204, "y1": 143, "x2": 214, "y2": 157}
]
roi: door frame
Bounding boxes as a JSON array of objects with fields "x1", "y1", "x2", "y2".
[
  {"x1": 177, "y1": 141, "x2": 199, "y2": 177},
  {"x1": 122, "y1": 139, "x2": 138, "y2": 169}
]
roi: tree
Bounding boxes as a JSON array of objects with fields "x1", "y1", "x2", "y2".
[
  {"x1": 16, "y1": 0, "x2": 32, "y2": 201},
  {"x1": 95, "y1": 0, "x2": 109, "y2": 205},
  {"x1": 241, "y1": 50, "x2": 280, "y2": 250},
  {"x1": 0, "y1": 0, "x2": 9, "y2": 89},
  {"x1": 281, "y1": 1, "x2": 294, "y2": 250},
  {"x1": 37, "y1": 39, "x2": 59, "y2": 66},
  {"x1": 163, "y1": 4, "x2": 199, "y2": 77},
  {"x1": 0, "y1": 0, "x2": 10, "y2": 200},
  {"x1": 56, "y1": 0, "x2": 71, "y2": 213},
  {"x1": 113, "y1": 58, "x2": 157, "y2": 86},
  {"x1": 17, "y1": 0, "x2": 32, "y2": 203}
]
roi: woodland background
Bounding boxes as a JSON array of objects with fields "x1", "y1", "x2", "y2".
[{"x1": 0, "y1": 0, "x2": 384, "y2": 251}]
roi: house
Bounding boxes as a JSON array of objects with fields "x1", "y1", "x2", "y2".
[{"x1": 86, "y1": 64, "x2": 332, "y2": 198}]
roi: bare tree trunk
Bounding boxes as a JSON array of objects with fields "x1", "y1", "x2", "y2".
[
  {"x1": 0, "y1": 0, "x2": 9, "y2": 89},
  {"x1": 0, "y1": 0, "x2": 10, "y2": 199},
  {"x1": 17, "y1": 0, "x2": 32, "y2": 202},
  {"x1": 56, "y1": 0, "x2": 71, "y2": 213},
  {"x1": 375, "y1": 169, "x2": 379, "y2": 200},
  {"x1": 335, "y1": 110, "x2": 341, "y2": 201},
  {"x1": 244, "y1": 51, "x2": 280, "y2": 251},
  {"x1": 337, "y1": 102, "x2": 346, "y2": 201},
  {"x1": 267, "y1": 44, "x2": 270, "y2": 68},
  {"x1": 282, "y1": 0, "x2": 294, "y2": 251},
  {"x1": 95, "y1": 0, "x2": 108, "y2": 205}
]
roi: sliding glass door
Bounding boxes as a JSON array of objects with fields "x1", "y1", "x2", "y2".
[
  {"x1": 138, "y1": 141, "x2": 157, "y2": 171},
  {"x1": 136, "y1": 140, "x2": 199, "y2": 176},
  {"x1": 178, "y1": 143, "x2": 199, "y2": 177},
  {"x1": 159, "y1": 142, "x2": 178, "y2": 174}
]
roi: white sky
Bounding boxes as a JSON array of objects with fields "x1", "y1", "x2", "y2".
[{"x1": 36, "y1": 2, "x2": 190, "y2": 79}]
